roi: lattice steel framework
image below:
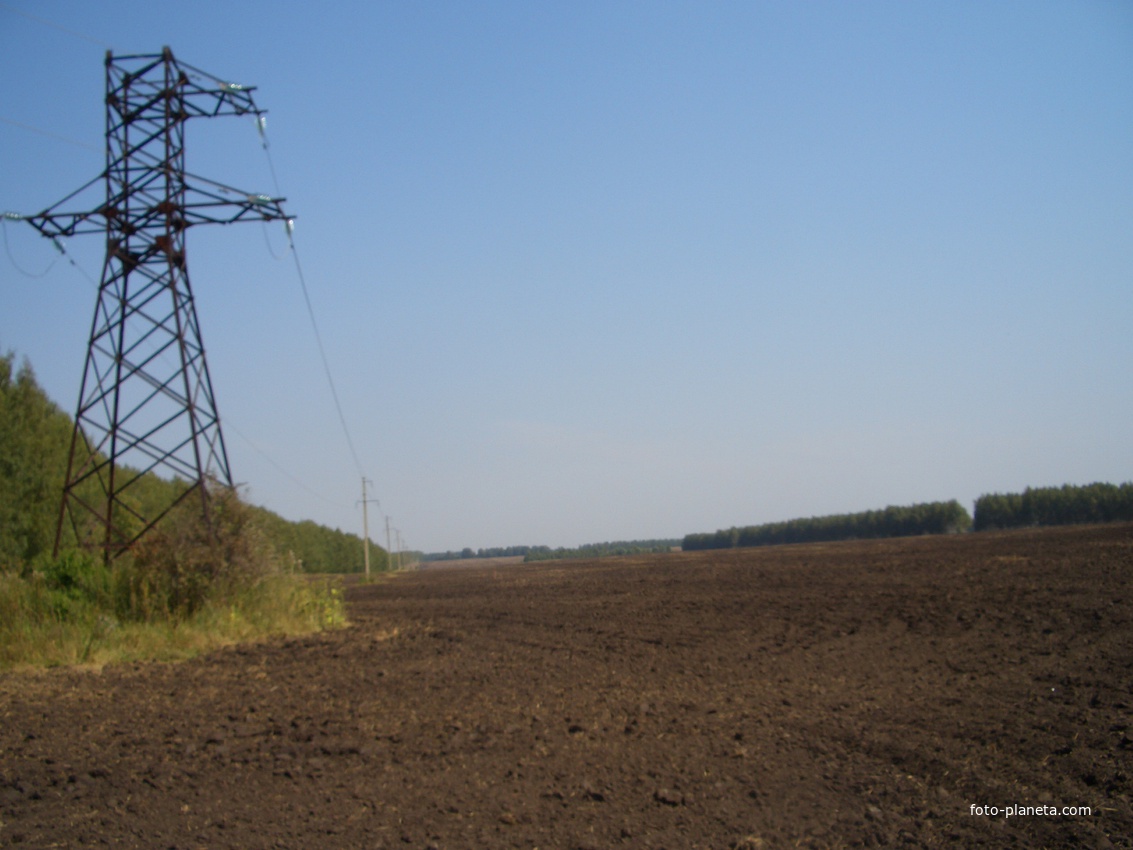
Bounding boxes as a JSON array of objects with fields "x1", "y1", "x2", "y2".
[{"x1": 20, "y1": 47, "x2": 291, "y2": 560}]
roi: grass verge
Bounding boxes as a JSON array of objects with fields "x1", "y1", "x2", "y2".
[
  {"x1": 0, "y1": 573, "x2": 344, "y2": 670},
  {"x1": 0, "y1": 491, "x2": 347, "y2": 671}
]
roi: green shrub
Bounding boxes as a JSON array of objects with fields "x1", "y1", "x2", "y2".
[{"x1": 0, "y1": 488, "x2": 347, "y2": 670}]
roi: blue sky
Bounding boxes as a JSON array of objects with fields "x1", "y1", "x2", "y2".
[{"x1": 2, "y1": 1, "x2": 1131, "y2": 553}]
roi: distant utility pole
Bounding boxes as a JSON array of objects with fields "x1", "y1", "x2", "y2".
[
  {"x1": 359, "y1": 478, "x2": 378, "y2": 578},
  {"x1": 385, "y1": 516, "x2": 393, "y2": 571}
]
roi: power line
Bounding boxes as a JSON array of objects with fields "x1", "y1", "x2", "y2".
[
  {"x1": 0, "y1": 115, "x2": 101, "y2": 153},
  {"x1": 7, "y1": 210, "x2": 347, "y2": 531},
  {"x1": 260, "y1": 219, "x2": 287, "y2": 260},
  {"x1": 2, "y1": 217, "x2": 57, "y2": 277},
  {"x1": 254, "y1": 117, "x2": 368, "y2": 482},
  {"x1": 4, "y1": 216, "x2": 352, "y2": 514},
  {"x1": 0, "y1": 2, "x2": 112, "y2": 49},
  {"x1": 8, "y1": 162, "x2": 370, "y2": 522},
  {"x1": 225, "y1": 418, "x2": 352, "y2": 510},
  {"x1": 286, "y1": 235, "x2": 366, "y2": 479},
  {"x1": 255, "y1": 115, "x2": 285, "y2": 200},
  {"x1": 2, "y1": 218, "x2": 98, "y2": 288},
  {"x1": 50, "y1": 229, "x2": 353, "y2": 510}
]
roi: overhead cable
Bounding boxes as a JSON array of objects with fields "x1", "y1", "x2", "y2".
[
  {"x1": 224, "y1": 418, "x2": 353, "y2": 510},
  {"x1": 286, "y1": 233, "x2": 367, "y2": 480},
  {"x1": 2, "y1": 216, "x2": 57, "y2": 277},
  {"x1": 1, "y1": 217, "x2": 98, "y2": 288},
  {"x1": 0, "y1": 2, "x2": 112, "y2": 49},
  {"x1": 0, "y1": 115, "x2": 102, "y2": 153},
  {"x1": 255, "y1": 116, "x2": 368, "y2": 481}
]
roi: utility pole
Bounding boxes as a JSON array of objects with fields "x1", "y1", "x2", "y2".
[
  {"x1": 359, "y1": 477, "x2": 380, "y2": 578},
  {"x1": 14, "y1": 47, "x2": 290, "y2": 561},
  {"x1": 385, "y1": 516, "x2": 393, "y2": 571},
  {"x1": 361, "y1": 478, "x2": 371, "y2": 578}
]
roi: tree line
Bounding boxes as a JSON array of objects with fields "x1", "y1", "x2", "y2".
[
  {"x1": 523, "y1": 539, "x2": 680, "y2": 562},
  {"x1": 973, "y1": 483, "x2": 1133, "y2": 531},
  {"x1": 422, "y1": 545, "x2": 543, "y2": 562},
  {"x1": 682, "y1": 500, "x2": 972, "y2": 551},
  {"x1": 0, "y1": 350, "x2": 385, "y2": 575},
  {"x1": 429, "y1": 482, "x2": 1133, "y2": 562},
  {"x1": 420, "y1": 540, "x2": 680, "y2": 563}
]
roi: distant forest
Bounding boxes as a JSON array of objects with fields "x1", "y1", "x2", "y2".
[
  {"x1": 426, "y1": 482, "x2": 1133, "y2": 562},
  {"x1": 973, "y1": 483, "x2": 1133, "y2": 531},
  {"x1": 420, "y1": 540, "x2": 679, "y2": 563},
  {"x1": 682, "y1": 500, "x2": 972, "y2": 552},
  {"x1": 0, "y1": 350, "x2": 385, "y2": 575},
  {"x1": 422, "y1": 545, "x2": 541, "y2": 562},
  {"x1": 684, "y1": 484, "x2": 1133, "y2": 552},
  {"x1": 524, "y1": 539, "x2": 679, "y2": 561}
]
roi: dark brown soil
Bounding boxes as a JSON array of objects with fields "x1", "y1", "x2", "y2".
[{"x1": 1, "y1": 523, "x2": 1131, "y2": 849}]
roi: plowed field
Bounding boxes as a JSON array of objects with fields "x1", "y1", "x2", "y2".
[{"x1": 2, "y1": 523, "x2": 1131, "y2": 849}]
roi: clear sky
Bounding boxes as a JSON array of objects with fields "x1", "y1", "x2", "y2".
[{"x1": 2, "y1": 1, "x2": 1131, "y2": 553}]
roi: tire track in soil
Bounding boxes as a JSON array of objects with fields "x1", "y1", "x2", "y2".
[{"x1": 1, "y1": 523, "x2": 1130, "y2": 849}]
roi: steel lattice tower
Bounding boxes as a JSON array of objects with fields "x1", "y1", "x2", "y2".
[{"x1": 19, "y1": 47, "x2": 291, "y2": 560}]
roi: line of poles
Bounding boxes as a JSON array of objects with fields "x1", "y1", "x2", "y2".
[{"x1": 359, "y1": 477, "x2": 410, "y2": 576}]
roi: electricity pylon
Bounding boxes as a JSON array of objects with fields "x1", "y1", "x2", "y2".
[{"x1": 15, "y1": 47, "x2": 291, "y2": 560}]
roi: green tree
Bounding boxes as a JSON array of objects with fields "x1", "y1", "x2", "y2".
[{"x1": 0, "y1": 352, "x2": 73, "y2": 571}]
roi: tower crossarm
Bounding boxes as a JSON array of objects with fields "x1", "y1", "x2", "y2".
[
  {"x1": 13, "y1": 45, "x2": 293, "y2": 239},
  {"x1": 181, "y1": 173, "x2": 290, "y2": 227},
  {"x1": 15, "y1": 176, "x2": 290, "y2": 238},
  {"x1": 106, "y1": 49, "x2": 267, "y2": 122}
]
